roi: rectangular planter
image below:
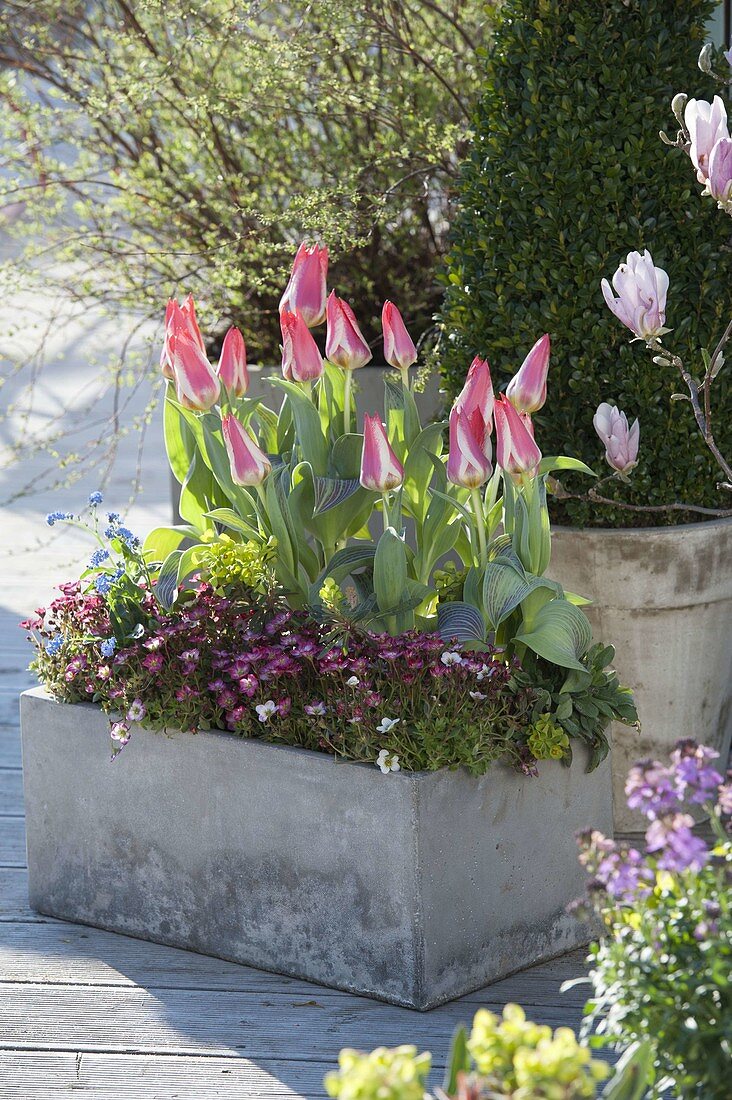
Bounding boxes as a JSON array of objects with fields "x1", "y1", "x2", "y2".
[{"x1": 21, "y1": 688, "x2": 610, "y2": 1009}]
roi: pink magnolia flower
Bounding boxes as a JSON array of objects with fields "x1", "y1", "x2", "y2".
[
  {"x1": 216, "y1": 326, "x2": 249, "y2": 396},
  {"x1": 593, "y1": 402, "x2": 639, "y2": 476},
  {"x1": 221, "y1": 414, "x2": 272, "y2": 487},
  {"x1": 601, "y1": 250, "x2": 669, "y2": 340},
  {"x1": 280, "y1": 309, "x2": 324, "y2": 382},
  {"x1": 447, "y1": 404, "x2": 493, "y2": 488},
  {"x1": 279, "y1": 242, "x2": 328, "y2": 328},
  {"x1": 360, "y1": 414, "x2": 404, "y2": 492},
  {"x1": 494, "y1": 394, "x2": 542, "y2": 477},
  {"x1": 506, "y1": 334, "x2": 550, "y2": 415},
  {"x1": 685, "y1": 96, "x2": 729, "y2": 182},
  {"x1": 161, "y1": 295, "x2": 205, "y2": 380},
  {"x1": 172, "y1": 330, "x2": 221, "y2": 411},
  {"x1": 707, "y1": 137, "x2": 732, "y2": 206},
  {"x1": 382, "y1": 301, "x2": 418, "y2": 372},
  {"x1": 325, "y1": 291, "x2": 373, "y2": 371}
]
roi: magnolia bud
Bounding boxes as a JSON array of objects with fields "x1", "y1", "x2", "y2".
[
  {"x1": 698, "y1": 43, "x2": 713, "y2": 75},
  {"x1": 671, "y1": 92, "x2": 688, "y2": 126}
]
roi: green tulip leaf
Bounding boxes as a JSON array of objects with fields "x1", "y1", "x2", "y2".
[
  {"x1": 515, "y1": 599, "x2": 593, "y2": 672},
  {"x1": 437, "y1": 602, "x2": 486, "y2": 645}
]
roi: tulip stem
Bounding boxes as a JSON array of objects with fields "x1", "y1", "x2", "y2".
[
  {"x1": 343, "y1": 370, "x2": 352, "y2": 435},
  {"x1": 470, "y1": 487, "x2": 488, "y2": 569},
  {"x1": 382, "y1": 493, "x2": 391, "y2": 533},
  {"x1": 400, "y1": 367, "x2": 410, "y2": 392}
]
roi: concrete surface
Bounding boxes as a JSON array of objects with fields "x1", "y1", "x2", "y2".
[{"x1": 21, "y1": 688, "x2": 610, "y2": 1010}]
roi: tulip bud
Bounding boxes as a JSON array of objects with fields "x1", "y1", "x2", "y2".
[
  {"x1": 684, "y1": 96, "x2": 729, "y2": 183},
  {"x1": 279, "y1": 242, "x2": 328, "y2": 328},
  {"x1": 217, "y1": 326, "x2": 249, "y2": 397},
  {"x1": 172, "y1": 330, "x2": 220, "y2": 411},
  {"x1": 161, "y1": 294, "x2": 205, "y2": 380},
  {"x1": 381, "y1": 301, "x2": 418, "y2": 372},
  {"x1": 707, "y1": 137, "x2": 732, "y2": 208},
  {"x1": 494, "y1": 394, "x2": 542, "y2": 478},
  {"x1": 280, "y1": 309, "x2": 324, "y2": 382},
  {"x1": 360, "y1": 414, "x2": 404, "y2": 492},
  {"x1": 593, "y1": 403, "x2": 639, "y2": 476},
  {"x1": 325, "y1": 291, "x2": 373, "y2": 371},
  {"x1": 455, "y1": 356, "x2": 494, "y2": 447},
  {"x1": 601, "y1": 250, "x2": 669, "y2": 340},
  {"x1": 221, "y1": 414, "x2": 272, "y2": 487},
  {"x1": 506, "y1": 333, "x2": 550, "y2": 415},
  {"x1": 447, "y1": 405, "x2": 492, "y2": 489}
]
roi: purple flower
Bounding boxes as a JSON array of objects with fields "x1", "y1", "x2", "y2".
[
  {"x1": 625, "y1": 759, "x2": 678, "y2": 818},
  {"x1": 718, "y1": 781, "x2": 732, "y2": 817},
  {"x1": 110, "y1": 720, "x2": 130, "y2": 743},
  {"x1": 671, "y1": 740, "x2": 722, "y2": 804},
  {"x1": 646, "y1": 813, "x2": 709, "y2": 873},
  {"x1": 598, "y1": 847, "x2": 653, "y2": 901}
]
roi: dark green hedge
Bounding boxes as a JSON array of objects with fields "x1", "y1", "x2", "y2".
[{"x1": 440, "y1": 0, "x2": 731, "y2": 527}]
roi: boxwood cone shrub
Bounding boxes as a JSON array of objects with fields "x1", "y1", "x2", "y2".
[{"x1": 440, "y1": 0, "x2": 731, "y2": 527}]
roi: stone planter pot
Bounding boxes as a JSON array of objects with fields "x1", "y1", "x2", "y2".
[
  {"x1": 21, "y1": 688, "x2": 610, "y2": 1009},
  {"x1": 549, "y1": 519, "x2": 732, "y2": 833}
]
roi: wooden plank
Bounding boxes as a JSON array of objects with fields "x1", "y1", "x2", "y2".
[
  {"x1": 0, "y1": 768, "x2": 22, "y2": 816},
  {"x1": 0, "y1": 868, "x2": 51, "y2": 923},
  {"x1": 0, "y1": 1051, "x2": 329, "y2": 1099},
  {"x1": 0, "y1": 727, "x2": 21, "y2": 769},
  {"x1": 0, "y1": 923, "x2": 587, "y2": 1004},
  {"x1": 0, "y1": 816, "x2": 25, "y2": 867},
  {"x1": 0, "y1": 982, "x2": 584, "y2": 1061}
]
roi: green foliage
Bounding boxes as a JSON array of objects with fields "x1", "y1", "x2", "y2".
[
  {"x1": 0, "y1": 0, "x2": 490, "y2": 360},
  {"x1": 581, "y1": 841, "x2": 732, "y2": 1098},
  {"x1": 508, "y1": 644, "x2": 639, "y2": 771},
  {"x1": 440, "y1": 0, "x2": 731, "y2": 526},
  {"x1": 324, "y1": 1045, "x2": 431, "y2": 1100},
  {"x1": 323, "y1": 1006, "x2": 652, "y2": 1099}
]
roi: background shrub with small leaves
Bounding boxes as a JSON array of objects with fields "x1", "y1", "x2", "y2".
[{"x1": 440, "y1": 0, "x2": 731, "y2": 527}]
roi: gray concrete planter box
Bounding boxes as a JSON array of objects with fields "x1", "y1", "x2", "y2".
[
  {"x1": 21, "y1": 688, "x2": 610, "y2": 1009},
  {"x1": 550, "y1": 518, "x2": 732, "y2": 833}
]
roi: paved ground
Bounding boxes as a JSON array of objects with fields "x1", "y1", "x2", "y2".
[{"x1": 0, "y1": 259, "x2": 593, "y2": 1099}]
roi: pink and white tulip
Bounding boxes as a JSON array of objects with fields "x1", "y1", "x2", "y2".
[
  {"x1": 382, "y1": 301, "x2": 418, "y2": 373},
  {"x1": 172, "y1": 330, "x2": 220, "y2": 411},
  {"x1": 506, "y1": 334, "x2": 550, "y2": 415},
  {"x1": 221, "y1": 414, "x2": 272, "y2": 487},
  {"x1": 707, "y1": 137, "x2": 732, "y2": 207},
  {"x1": 447, "y1": 404, "x2": 493, "y2": 489},
  {"x1": 325, "y1": 291, "x2": 373, "y2": 371},
  {"x1": 161, "y1": 295, "x2": 206, "y2": 380},
  {"x1": 685, "y1": 96, "x2": 729, "y2": 183},
  {"x1": 280, "y1": 309, "x2": 324, "y2": 382},
  {"x1": 593, "y1": 403, "x2": 639, "y2": 475},
  {"x1": 601, "y1": 250, "x2": 669, "y2": 340},
  {"x1": 279, "y1": 242, "x2": 328, "y2": 328},
  {"x1": 494, "y1": 394, "x2": 542, "y2": 478},
  {"x1": 454, "y1": 356, "x2": 494, "y2": 442},
  {"x1": 217, "y1": 326, "x2": 249, "y2": 396},
  {"x1": 360, "y1": 414, "x2": 404, "y2": 492}
]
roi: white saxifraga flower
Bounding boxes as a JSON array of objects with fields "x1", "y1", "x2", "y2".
[
  {"x1": 376, "y1": 749, "x2": 400, "y2": 774},
  {"x1": 440, "y1": 650, "x2": 463, "y2": 667},
  {"x1": 255, "y1": 700, "x2": 277, "y2": 723},
  {"x1": 127, "y1": 699, "x2": 146, "y2": 722},
  {"x1": 476, "y1": 664, "x2": 494, "y2": 682},
  {"x1": 376, "y1": 717, "x2": 400, "y2": 734},
  {"x1": 345, "y1": 675, "x2": 360, "y2": 687},
  {"x1": 469, "y1": 691, "x2": 487, "y2": 701},
  {"x1": 304, "y1": 702, "x2": 327, "y2": 716}
]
